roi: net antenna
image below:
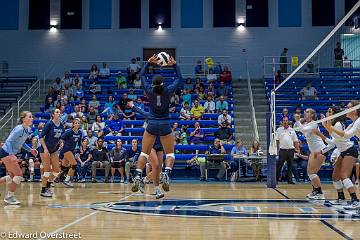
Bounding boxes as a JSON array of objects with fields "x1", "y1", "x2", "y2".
[{"x1": 268, "y1": 1, "x2": 360, "y2": 156}]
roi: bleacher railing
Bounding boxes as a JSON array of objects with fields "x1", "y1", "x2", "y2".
[
  {"x1": 0, "y1": 107, "x2": 14, "y2": 140},
  {"x1": 17, "y1": 79, "x2": 40, "y2": 119},
  {"x1": 178, "y1": 56, "x2": 232, "y2": 77}
]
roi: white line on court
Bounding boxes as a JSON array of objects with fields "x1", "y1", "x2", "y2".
[{"x1": 38, "y1": 193, "x2": 135, "y2": 240}]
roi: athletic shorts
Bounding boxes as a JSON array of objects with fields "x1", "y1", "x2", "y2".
[
  {"x1": 340, "y1": 146, "x2": 359, "y2": 159},
  {"x1": 112, "y1": 161, "x2": 125, "y2": 168},
  {"x1": 0, "y1": 148, "x2": 9, "y2": 159},
  {"x1": 39, "y1": 145, "x2": 59, "y2": 154},
  {"x1": 146, "y1": 120, "x2": 172, "y2": 136}
]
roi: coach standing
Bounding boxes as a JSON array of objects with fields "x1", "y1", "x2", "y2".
[{"x1": 275, "y1": 117, "x2": 299, "y2": 184}]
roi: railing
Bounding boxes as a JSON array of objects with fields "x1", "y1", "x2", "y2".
[
  {"x1": 245, "y1": 57, "x2": 259, "y2": 142},
  {"x1": 178, "y1": 56, "x2": 232, "y2": 77},
  {"x1": 17, "y1": 79, "x2": 41, "y2": 118},
  {"x1": 0, "y1": 108, "x2": 14, "y2": 139}
]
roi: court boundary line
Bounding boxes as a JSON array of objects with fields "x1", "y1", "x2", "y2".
[
  {"x1": 273, "y1": 188, "x2": 353, "y2": 240},
  {"x1": 39, "y1": 193, "x2": 135, "y2": 240}
]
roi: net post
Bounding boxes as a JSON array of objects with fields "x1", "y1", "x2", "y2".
[{"x1": 266, "y1": 112, "x2": 277, "y2": 188}]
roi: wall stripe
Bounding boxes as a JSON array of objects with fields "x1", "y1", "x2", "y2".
[
  {"x1": 0, "y1": 0, "x2": 19, "y2": 30},
  {"x1": 181, "y1": 0, "x2": 203, "y2": 28},
  {"x1": 89, "y1": 0, "x2": 112, "y2": 29},
  {"x1": 278, "y1": 0, "x2": 301, "y2": 27}
]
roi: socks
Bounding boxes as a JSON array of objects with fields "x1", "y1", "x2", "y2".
[
  {"x1": 135, "y1": 169, "x2": 143, "y2": 177},
  {"x1": 46, "y1": 181, "x2": 52, "y2": 188},
  {"x1": 41, "y1": 187, "x2": 47, "y2": 193},
  {"x1": 314, "y1": 187, "x2": 322, "y2": 194},
  {"x1": 338, "y1": 191, "x2": 345, "y2": 200},
  {"x1": 350, "y1": 192, "x2": 359, "y2": 202},
  {"x1": 65, "y1": 176, "x2": 70, "y2": 182},
  {"x1": 165, "y1": 167, "x2": 172, "y2": 176},
  {"x1": 7, "y1": 191, "x2": 14, "y2": 197}
]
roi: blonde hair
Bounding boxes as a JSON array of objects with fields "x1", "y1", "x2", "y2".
[
  {"x1": 305, "y1": 108, "x2": 317, "y2": 121},
  {"x1": 18, "y1": 111, "x2": 31, "y2": 124}
]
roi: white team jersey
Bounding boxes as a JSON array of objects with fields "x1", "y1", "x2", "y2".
[
  {"x1": 344, "y1": 118, "x2": 360, "y2": 139},
  {"x1": 328, "y1": 122, "x2": 354, "y2": 153},
  {"x1": 294, "y1": 121, "x2": 325, "y2": 153}
]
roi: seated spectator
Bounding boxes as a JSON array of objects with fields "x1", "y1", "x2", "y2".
[
  {"x1": 216, "y1": 96, "x2": 229, "y2": 113},
  {"x1": 300, "y1": 81, "x2": 318, "y2": 100},
  {"x1": 250, "y1": 139, "x2": 263, "y2": 155},
  {"x1": 80, "y1": 115, "x2": 89, "y2": 134},
  {"x1": 230, "y1": 139, "x2": 249, "y2": 178},
  {"x1": 133, "y1": 74, "x2": 142, "y2": 88},
  {"x1": 181, "y1": 89, "x2": 192, "y2": 107},
  {"x1": 119, "y1": 93, "x2": 131, "y2": 112},
  {"x1": 205, "y1": 83, "x2": 216, "y2": 98},
  {"x1": 45, "y1": 88, "x2": 56, "y2": 106},
  {"x1": 76, "y1": 138, "x2": 92, "y2": 182},
  {"x1": 87, "y1": 106, "x2": 97, "y2": 124},
  {"x1": 52, "y1": 77, "x2": 63, "y2": 95},
  {"x1": 91, "y1": 115, "x2": 105, "y2": 137},
  {"x1": 275, "y1": 70, "x2": 284, "y2": 84},
  {"x1": 180, "y1": 102, "x2": 191, "y2": 120},
  {"x1": 128, "y1": 89, "x2": 137, "y2": 101},
  {"x1": 189, "y1": 122, "x2": 205, "y2": 145},
  {"x1": 123, "y1": 104, "x2": 135, "y2": 120},
  {"x1": 115, "y1": 72, "x2": 127, "y2": 89},
  {"x1": 106, "y1": 114, "x2": 124, "y2": 138},
  {"x1": 217, "y1": 109, "x2": 232, "y2": 127},
  {"x1": 220, "y1": 66, "x2": 232, "y2": 83},
  {"x1": 86, "y1": 130, "x2": 98, "y2": 149},
  {"x1": 125, "y1": 139, "x2": 141, "y2": 183},
  {"x1": 134, "y1": 98, "x2": 145, "y2": 110},
  {"x1": 293, "y1": 106, "x2": 303, "y2": 121},
  {"x1": 91, "y1": 138, "x2": 110, "y2": 183},
  {"x1": 89, "y1": 64, "x2": 99, "y2": 80},
  {"x1": 193, "y1": 77, "x2": 204, "y2": 93},
  {"x1": 180, "y1": 125, "x2": 188, "y2": 145},
  {"x1": 215, "y1": 122, "x2": 234, "y2": 144},
  {"x1": 45, "y1": 97, "x2": 55, "y2": 112},
  {"x1": 213, "y1": 62, "x2": 222, "y2": 74},
  {"x1": 172, "y1": 122, "x2": 181, "y2": 145},
  {"x1": 71, "y1": 105, "x2": 84, "y2": 119},
  {"x1": 89, "y1": 80, "x2": 101, "y2": 94},
  {"x1": 199, "y1": 138, "x2": 226, "y2": 181},
  {"x1": 99, "y1": 62, "x2": 110, "y2": 78},
  {"x1": 207, "y1": 68, "x2": 217, "y2": 84},
  {"x1": 292, "y1": 142, "x2": 309, "y2": 182},
  {"x1": 110, "y1": 139, "x2": 127, "y2": 183},
  {"x1": 196, "y1": 86, "x2": 206, "y2": 100},
  {"x1": 88, "y1": 94, "x2": 100, "y2": 113},
  {"x1": 62, "y1": 71, "x2": 72, "y2": 89},
  {"x1": 279, "y1": 108, "x2": 293, "y2": 123},
  {"x1": 60, "y1": 106, "x2": 68, "y2": 124},
  {"x1": 103, "y1": 95, "x2": 116, "y2": 117},
  {"x1": 74, "y1": 80, "x2": 84, "y2": 100},
  {"x1": 169, "y1": 96, "x2": 179, "y2": 113},
  {"x1": 194, "y1": 60, "x2": 204, "y2": 75},
  {"x1": 73, "y1": 73, "x2": 83, "y2": 86},
  {"x1": 204, "y1": 95, "x2": 216, "y2": 113},
  {"x1": 183, "y1": 78, "x2": 194, "y2": 92},
  {"x1": 216, "y1": 82, "x2": 228, "y2": 99},
  {"x1": 128, "y1": 58, "x2": 141, "y2": 84},
  {"x1": 191, "y1": 100, "x2": 204, "y2": 120}
]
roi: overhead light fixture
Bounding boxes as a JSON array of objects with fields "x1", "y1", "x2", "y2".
[
  {"x1": 157, "y1": 24, "x2": 163, "y2": 31},
  {"x1": 49, "y1": 20, "x2": 58, "y2": 32}
]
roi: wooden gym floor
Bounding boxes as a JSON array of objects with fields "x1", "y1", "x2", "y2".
[{"x1": 0, "y1": 182, "x2": 359, "y2": 240}]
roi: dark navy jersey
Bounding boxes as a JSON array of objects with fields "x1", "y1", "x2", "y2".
[
  {"x1": 141, "y1": 62, "x2": 183, "y2": 120},
  {"x1": 39, "y1": 120, "x2": 64, "y2": 153},
  {"x1": 61, "y1": 129, "x2": 82, "y2": 153},
  {"x1": 76, "y1": 147, "x2": 92, "y2": 162}
]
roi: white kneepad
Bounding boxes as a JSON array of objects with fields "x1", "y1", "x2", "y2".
[
  {"x1": 342, "y1": 178, "x2": 354, "y2": 189},
  {"x1": 5, "y1": 175, "x2": 12, "y2": 184},
  {"x1": 308, "y1": 174, "x2": 318, "y2": 181},
  {"x1": 140, "y1": 152, "x2": 149, "y2": 160},
  {"x1": 43, "y1": 172, "x2": 51, "y2": 178},
  {"x1": 166, "y1": 153, "x2": 175, "y2": 160},
  {"x1": 333, "y1": 180, "x2": 343, "y2": 190},
  {"x1": 12, "y1": 176, "x2": 24, "y2": 185}
]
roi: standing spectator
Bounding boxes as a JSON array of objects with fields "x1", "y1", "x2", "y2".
[
  {"x1": 91, "y1": 138, "x2": 110, "y2": 183},
  {"x1": 88, "y1": 94, "x2": 100, "y2": 113},
  {"x1": 105, "y1": 114, "x2": 124, "y2": 137},
  {"x1": 180, "y1": 102, "x2": 191, "y2": 120},
  {"x1": 217, "y1": 110, "x2": 232, "y2": 127},
  {"x1": 110, "y1": 139, "x2": 127, "y2": 183},
  {"x1": 191, "y1": 100, "x2": 204, "y2": 120},
  {"x1": 216, "y1": 82, "x2": 228, "y2": 99},
  {"x1": 334, "y1": 42, "x2": 344, "y2": 67},
  {"x1": 230, "y1": 139, "x2": 249, "y2": 178},
  {"x1": 189, "y1": 122, "x2": 205, "y2": 145},
  {"x1": 88, "y1": 106, "x2": 97, "y2": 125},
  {"x1": 86, "y1": 130, "x2": 98, "y2": 150},
  {"x1": 220, "y1": 66, "x2": 232, "y2": 83},
  {"x1": 275, "y1": 117, "x2": 300, "y2": 184},
  {"x1": 91, "y1": 115, "x2": 105, "y2": 137},
  {"x1": 280, "y1": 48, "x2": 288, "y2": 73},
  {"x1": 300, "y1": 81, "x2": 318, "y2": 100},
  {"x1": 99, "y1": 62, "x2": 110, "y2": 78},
  {"x1": 199, "y1": 138, "x2": 226, "y2": 181},
  {"x1": 89, "y1": 64, "x2": 99, "y2": 80},
  {"x1": 204, "y1": 95, "x2": 216, "y2": 113},
  {"x1": 115, "y1": 72, "x2": 127, "y2": 89},
  {"x1": 194, "y1": 60, "x2": 203, "y2": 75},
  {"x1": 215, "y1": 122, "x2": 234, "y2": 144},
  {"x1": 125, "y1": 139, "x2": 141, "y2": 183},
  {"x1": 76, "y1": 138, "x2": 92, "y2": 182},
  {"x1": 128, "y1": 58, "x2": 141, "y2": 84},
  {"x1": 89, "y1": 80, "x2": 101, "y2": 94}
]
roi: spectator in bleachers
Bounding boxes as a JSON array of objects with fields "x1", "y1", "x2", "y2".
[
  {"x1": 218, "y1": 110, "x2": 232, "y2": 127},
  {"x1": 71, "y1": 105, "x2": 84, "y2": 119},
  {"x1": 280, "y1": 108, "x2": 293, "y2": 123},
  {"x1": 91, "y1": 115, "x2": 105, "y2": 137},
  {"x1": 292, "y1": 141, "x2": 309, "y2": 182},
  {"x1": 79, "y1": 98, "x2": 87, "y2": 111},
  {"x1": 191, "y1": 100, "x2": 204, "y2": 120},
  {"x1": 89, "y1": 64, "x2": 99, "y2": 80},
  {"x1": 207, "y1": 68, "x2": 217, "y2": 84},
  {"x1": 128, "y1": 89, "x2": 137, "y2": 101},
  {"x1": 216, "y1": 82, "x2": 228, "y2": 99},
  {"x1": 133, "y1": 74, "x2": 142, "y2": 88},
  {"x1": 89, "y1": 79, "x2": 102, "y2": 94},
  {"x1": 63, "y1": 99, "x2": 73, "y2": 114},
  {"x1": 99, "y1": 62, "x2": 110, "y2": 78},
  {"x1": 180, "y1": 102, "x2": 191, "y2": 120},
  {"x1": 110, "y1": 139, "x2": 127, "y2": 183},
  {"x1": 220, "y1": 66, "x2": 232, "y2": 83},
  {"x1": 91, "y1": 137, "x2": 110, "y2": 183},
  {"x1": 194, "y1": 60, "x2": 204, "y2": 75},
  {"x1": 64, "y1": 84, "x2": 74, "y2": 101},
  {"x1": 128, "y1": 58, "x2": 141, "y2": 84},
  {"x1": 275, "y1": 70, "x2": 284, "y2": 84},
  {"x1": 280, "y1": 48, "x2": 288, "y2": 73},
  {"x1": 194, "y1": 77, "x2": 204, "y2": 92},
  {"x1": 203, "y1": 95, "x2": 215, "y2": 113},
  {"x1": 65, "y1": 115, "x2": 74, "y2": 129},
  {"x1": 45, "y1": 97, "x2": 55, "y2": 113},
  {"x1": 118, "y1": 93, "x2": 130, "y2": 112},
  {"x1": 205, "y1": 83, "x2": 216, "y2": 98},
  {"x1": 115, "y1": 72, "x2": 127, "y2": 89},
  {"x1": 20, "y1": 137, "x2": 41, "y2": 181},
  {"x1": 60, "y1": 105, "x2": 68, "y2": 124},
  {"x1": 230, "y1": 139, "x2": 249, "y2": 178},
  {"x1": 135, "y1": 98, "x2": 145, "y2": 110},
  {"x1": 125, "y1": 139, "x2": 141, "y2": 183},
  {"x1": 180, "y1": 125, "x2": 189, "y2": 145},
  {"x1": 215, "y1": 122, "x2": 234, "y2": 144},
  {"x1": 52, "y1": 77, "x2": 63, "y2": 95},
  {"x1": 300, "y1": 81, "x2": 318, "y2": 100},
  {"x1": 53, "y1": 94, "x2": 62, "y2": 107},
  {"x1": 76, "y1": 138, "x2": 92, "y2": 183},
  {"x1": 89, "y1": 95, "x2": 100, "y2": 113},
  {"x1": 184, "y1": 78, "x2": 194, "y2": 92},
  {"x1": 80, "y1": 116, "x2": 89, "y2": 134},
  {"x1": 33, "y1": 122, "x2": 45, "y2": 137},
  {"x1": 169, "y1": 96, "x2": 179, "y2": 113},
  {"x1": 181, "y1": 89, "x2": 192, "y2": 107},
  {"x1": 250, "y1": 139, "x2": 262, "y2": 155},
  {"x1": 73, "y1": 79, "x2": 83, "y2": 100},
  {"x1": 86, "y1": 130, "x2": 98, "y2": 150},
  {"x1": 62, "y1": 71, "x2": 72, "y2": 89},
  {"x1": 214, "y1": 62, "x2": 222, "y2": 74},
  {"x1": 60, "y1": 89, "x2": 68, "y2": 102},
  {"x1": 334, "y1": 42, "x2": 344, "y2": 67},
  {"x1": 216, "y1": 96, "x2": 228, "y2": 113},
  {"x1": 105, "y1": 114, "x2": 124, "y2": 138},
  {"x1": 293, "y1": 106, "x2": 303, "y2": 121},
  {"x1": 74, "y1": 73, "x2": 83, "y2": 86},
  {"x1": 196, "y1": 86, "x2": 206, "y2": 100},
  {"x1": 189, "y1": 122, "x2": 205, "y2": 145},
  {"x1": 45, "y1": 88, "x2": 56, "y2": 106},
  {"x1": 103, "y1": 95, "x2": 116, "y2": 117},
  {"x1": 122, "y1": 104, "x2": 135, "y2": 120},
  {"x1": 199, "y1": 138, "x2": 226, "y2": 181},
  {"x1": 172, "y1": 122, "x2": 181, "y2": 144}
]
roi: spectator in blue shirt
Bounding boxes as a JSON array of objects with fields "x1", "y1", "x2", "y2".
[
  {"x1": 216, "y1": 96, "x2": 229, "y2": 113},
  {"x1": 134, "y1": 98, "x2": 145, "y2": 111},
  {"x1": 194, "y1": 60, "x2": 203, "y2": 75},
  {"x1": 216, "y1": 82, "x2": 228, "y2": 99},
  {"x1": 105, "y1": 114, "x2": 124, "y2": 138},
  {"x1": 230, "y1": 139, "x2": 249, "y2": 177}
]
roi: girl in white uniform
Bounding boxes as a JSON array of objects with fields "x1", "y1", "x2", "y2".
[
  {"x1": 294, "y1": 108, "x2": 327, "y2": 200},
  {"x1": 323, "y1": 101, "x2": 360, "y2": 210}
]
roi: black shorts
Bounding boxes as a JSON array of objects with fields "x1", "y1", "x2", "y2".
[
  {"x1": 146, "y1": 120, "x2": 172, "y2": 136},
  {"x1": 0, "y1": 148, "x2": 9, "y2": 159},
  {"x1": 112, "y1": 161, "x2": 125, "y2": 168},
  {"x1": 340, "y1": 146, "x2": 359, "y2": 159},
  {"x1": 39, "y1": 146, "x2": 59, "y2": 154}
]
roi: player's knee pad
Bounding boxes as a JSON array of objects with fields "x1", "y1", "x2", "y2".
[
  {"x1": 333, "y1": 180, "x2": 343, "y2": 190},
  {"x1": 12, "y1": 176, "x2": 24, "y2": 185},
  {"x1": 308, "y1": 174, "x2": 318, "y2": 181},
  {"x1": 40, "y1": 163, "x2": 43, "y2": 169},
  {"x1": 140, "y1": 152, "x2": 149, "y2": 160},
  {"x1": 166, "y1": 153, "x2": 175, "y2": 160},
  {"x1": 52, "y1": 172, "x2": 60, "y2": 178},
  {"x1": 43, "y1": 172, "x2": 51, "y2": 178},
  {"x1": 342, "y1": 178, "x2": 354, "y2": 189},
  {"x1": 5, "y1": 175, "x2": 12, "y2": 184},
  {"x1": 70, "y1": 165, "x2": 77, "y2": 170}
]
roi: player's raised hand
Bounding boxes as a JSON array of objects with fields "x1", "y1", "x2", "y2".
[
  {"x1": 148, "y1": 54, "x2": 159, "y2": 64},
  {"x1": 167, "y1": 56, "x2": 176, "y2": 66}
]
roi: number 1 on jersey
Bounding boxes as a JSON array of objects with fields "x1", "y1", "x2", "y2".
[{"x1": 157, "y1": 95, "x2": 161, "y2": 107}]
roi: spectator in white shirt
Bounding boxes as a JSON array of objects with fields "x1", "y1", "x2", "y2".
[
  {"x1": 180, "y1": 102, "x2": 191, "y2": 120},
  {"x1": 62, "y1": 71, "x2": 72, "y2": 89},
  {"x1": 204, "y1": 95, "x2": 216, "y2": 113},
  {"x1": 99, "y1": 62, "x2": 111, "y2": 78},
  {"x1": 300, "y1": 81, "x2": 318, "y2": 100},
  {"x1": 128, "y1": 58, "x2": 141, "y2": 84},
  {"x1": 71, "y1": 105, "x2": 84, "y2": 119},
  {"x1": 207, "y1": 68, "x2": 217, "y2": 84},
  {"x1": 217, "y1": 109, "x2": 232, "y2": 127}
]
